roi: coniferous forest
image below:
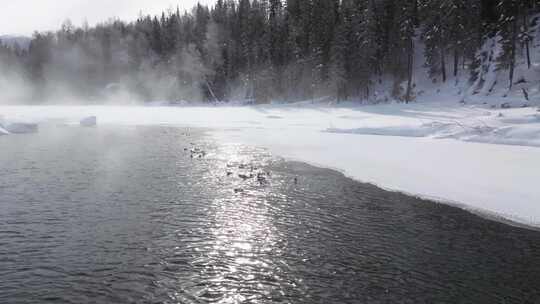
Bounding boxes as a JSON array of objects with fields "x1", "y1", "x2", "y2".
[{"x1": 1, "y1": 0, "x2": 539, "y2": 104}]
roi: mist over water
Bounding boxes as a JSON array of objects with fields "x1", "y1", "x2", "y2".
[{"x1": 0, "y1": 16, "x2": 223, "y2": 105}]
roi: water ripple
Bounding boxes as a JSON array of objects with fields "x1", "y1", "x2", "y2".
[{"x1": 1, "y1": 127, "x2": 540, "y2": 303}]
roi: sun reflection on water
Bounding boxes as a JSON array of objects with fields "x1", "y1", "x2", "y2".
[{"x1": 195, "y1": 143, "x2": 290, "y2": 303}]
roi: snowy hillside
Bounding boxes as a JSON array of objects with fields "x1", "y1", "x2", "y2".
[{"x1": 382, "y1": 14, "x2": 540, "y2": 109}]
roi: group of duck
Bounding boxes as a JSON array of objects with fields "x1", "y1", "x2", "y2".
[{"x1": 181, "y1": 132, "x2": 298, "y2": 195}]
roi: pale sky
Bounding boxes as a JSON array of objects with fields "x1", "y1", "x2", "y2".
[{"x1": 0, "y1": 0, "x2": 214, "y2": 36}]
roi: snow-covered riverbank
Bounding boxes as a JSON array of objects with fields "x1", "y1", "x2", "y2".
[{"x1": 1, "y1": 103, "x2": 539, "y2": 227}]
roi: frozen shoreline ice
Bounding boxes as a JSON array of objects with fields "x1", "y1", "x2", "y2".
[{"x1": 1, "y1": 104, "x2": 539, "y2": 227}]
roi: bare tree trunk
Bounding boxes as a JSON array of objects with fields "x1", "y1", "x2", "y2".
[
  {"x1": 205, "y1": 79, "x2": 220, "y2": 103},
  {"x1": 405, "y1": 39, "x2": 414, "y2": 103},
  {"x1": 525, "y1": 39, "x2": 531, "y2": 69},
  {"x1": 522, "y1": 88, "x2": 529, "y2": 101},
  {"x1": 413, "y1": 0, "x2": 419, "y2": 25},
  {"x1": 509, "y1": 16, "x2": 518, "y2": 90},
  {"x1": 453, "y1": 48, "x2": 459, "y2": 77},
  {"x1": 523, "y1": 11, "x2": 531, "y2": 69},
  {"x1": 441, "y1": 46, "x2": 447, "y2": 82},
  {"x1": 366, "y1": 84, "x2": 370, "y2": 101}
]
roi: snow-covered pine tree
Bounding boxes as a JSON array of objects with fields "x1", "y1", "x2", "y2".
[
  {"x1": 497, "y1": 0, "x2": 521, "y2": 90},
  {"x1": 421, "y1": 0, "x2": 450, "y2": 83},
  {"x1": 391, "y1": 0, "x2": 418, "y2": 102}
]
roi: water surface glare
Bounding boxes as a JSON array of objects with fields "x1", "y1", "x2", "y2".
[{"x1": 1, "y1": 126, "x2": 540, "y2": 303}]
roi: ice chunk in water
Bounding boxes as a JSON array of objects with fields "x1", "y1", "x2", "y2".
[
  {"x1": 0, "y1": 116, "x2": 8, "y2": 135},
  {"x1": 5, "y1": 123, "x2": 39, "y2": 134},
  {"x1": 80, "y1": 116, "x2": 97, "y2": 127}
]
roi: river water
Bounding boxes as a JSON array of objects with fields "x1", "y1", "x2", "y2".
[{"x1": 1, "y1": 126, "x2": 539, "y2": 303}]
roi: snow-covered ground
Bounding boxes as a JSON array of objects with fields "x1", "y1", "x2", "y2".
[{"x1": 1, "y1": 103, "x2": 539, "y2": 228}]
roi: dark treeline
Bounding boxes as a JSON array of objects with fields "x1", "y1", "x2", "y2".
[{"x1": 1, "y1": 0, "x2": 539, "y2": 103}]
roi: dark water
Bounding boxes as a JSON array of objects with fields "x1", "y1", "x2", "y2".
[{"x1": 1, "y1": 126, "x2": 540, "y2": 304}]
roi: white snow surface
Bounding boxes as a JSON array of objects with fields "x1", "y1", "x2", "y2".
[{"x1": 1, "y1": 103, "x2": 539, "y2": 227}]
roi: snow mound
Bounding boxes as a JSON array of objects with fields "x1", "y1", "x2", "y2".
[
  {"x1": 0, "y1": 115, "x2": 8, "y2": 135},
  {"x1": 5, "y1": 123, "x2": 38, "y2": 134},
  {"x1": 80, "y1": 116, "x2": 97, "y2": 127},
  {"x1": 327, "y1": 126, "x2": 434, "y2": 137}
]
